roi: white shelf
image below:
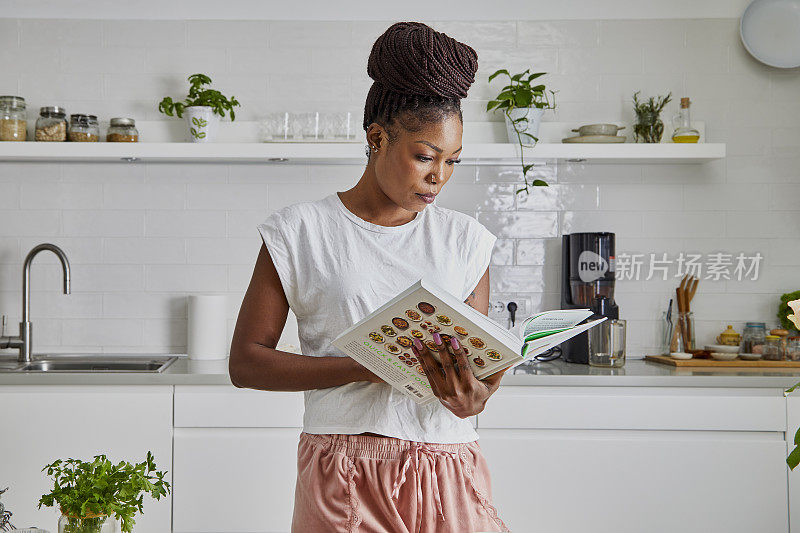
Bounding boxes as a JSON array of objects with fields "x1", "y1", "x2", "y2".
[{"x1": 0, "y1": 141, "x2": 726, "y2": 165}]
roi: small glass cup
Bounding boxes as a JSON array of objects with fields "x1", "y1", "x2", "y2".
[{"x1": 589, "y1": 318, "x2": 626, "y2": 367}]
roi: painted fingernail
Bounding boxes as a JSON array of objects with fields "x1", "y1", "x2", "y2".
[
  {"x1": 450, "y1": 337, "x2": 460, "y2": 350},
  {"x1": 413, "y1": 338, "x2": 424, "y2": 351},
  {"x1": 433, "y1": 332, "x2": 442, "y2": 345}
]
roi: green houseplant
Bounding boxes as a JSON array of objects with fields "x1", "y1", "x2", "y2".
[
  {"x1": 158, "y1": 73, "x2": 240, "y2": 142},
  {"x1": 487, "y1": 68, "x2": 557, "y2": 194},
  {"x1": 38, "y1": 452, "x2": 170, "y2": 533},
  {"x1": 782, "y1": 298, "x2": 800, "y2": 469},
  {"x1": 632, "y1": 90, "x2": 672, "y2": 143}
]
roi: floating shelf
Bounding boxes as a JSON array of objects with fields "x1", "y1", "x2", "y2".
[{"x1": 0, "y1": 141, "x2": 726, "y2": 165}]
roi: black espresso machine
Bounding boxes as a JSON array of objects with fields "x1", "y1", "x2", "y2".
[{"x1": 560, "y1": 232, "x2": 619, "y2": 364}]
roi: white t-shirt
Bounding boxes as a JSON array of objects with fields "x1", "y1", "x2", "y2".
[{"x1": 257, "y1": 193, "x2": 497, "y2": 443}]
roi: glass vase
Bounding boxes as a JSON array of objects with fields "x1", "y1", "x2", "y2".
[
  {"x1": 633, "y1": 111, "x2": 665, "y2": 143},
  {"x1": 58, "y1": 511, "x2": 116, "y2": 533}
]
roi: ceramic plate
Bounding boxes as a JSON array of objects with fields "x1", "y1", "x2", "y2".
[
  {"x1": 562, "y1": 135, "x2": 627, "y2": 144},
  {"x1": 740, "y1": 0, "x2": 800, "y2": 68}
]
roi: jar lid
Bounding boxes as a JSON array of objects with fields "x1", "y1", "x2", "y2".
[
  {"x1": 765, "y1": 335, "x2": 780, "y2": 340},
  {"x1": 745, "y1": 322, "x2": 766, "y2": 328},
  {"x1": 0, "y1": 95, "x2": 26, "y2": 108},
  {"x1": 110, "y1": 117, "x2": 135, "y2": 126},
  {"x1": 40, "y1": 106, "x2": 66, "y2": 116},
  {"x1": 70, "y1": 113, "x2": 98, "y2": 125}
]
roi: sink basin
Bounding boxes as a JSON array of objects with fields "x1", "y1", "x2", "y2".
[{"x1": 0, "y1": 355, "x2": 179, "y2": 373}]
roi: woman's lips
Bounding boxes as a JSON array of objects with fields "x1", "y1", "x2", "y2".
[{"x1": 415, "y1": 193, "x2": 436, "y2": 204}]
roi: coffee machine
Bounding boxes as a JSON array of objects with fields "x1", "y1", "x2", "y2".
[{"x1": 560, "y1": 232, "x2": 619, "y2": 364}]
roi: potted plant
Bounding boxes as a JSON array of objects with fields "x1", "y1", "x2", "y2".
[
  {"x1": 158, "y1": 73, "x2": 240, "y2": 143},
  {"x1": 632, "y1": 90, "x2": 672, "y2": 143},
  {"x1": 38, "y1": 452, "x2": 170, "y2": 533},
  {"x1": 487, "y1": 68, "x2": 557, "y2": 194},
  {"x1": 782, "y1": 298, "x2": 800, "y2": 469}
]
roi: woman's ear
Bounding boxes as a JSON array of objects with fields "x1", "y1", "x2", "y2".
[{"x1": 366, "y1": 123, "x2": 386, "y2": 152}]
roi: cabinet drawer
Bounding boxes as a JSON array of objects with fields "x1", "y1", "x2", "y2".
[
  {"x1": 478, "y1": 386, "x2": 786, "y2": 431},
  {"x1": 175, "y1": 385, "x2": 305, "y2": 427}
]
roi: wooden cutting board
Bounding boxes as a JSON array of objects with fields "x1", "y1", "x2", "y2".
[{"x1": 645, "y1": 355, "x2": 800, "y2": 367}]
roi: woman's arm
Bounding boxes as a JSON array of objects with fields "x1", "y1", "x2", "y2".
[{"x1": 229, "y1": 243, "x2": 379, "y2": 391}]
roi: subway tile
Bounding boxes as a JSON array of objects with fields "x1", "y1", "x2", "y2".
[
  {"x1": 228, "y1": 264, "x2": 254, "y2": 292},
  {"x1": 516, "y1": 239, "x2": 547, "y2": 265},
  {"x1": 0, "y1": 19, "x2": 19, "y2": 47},
  {"x1": 103, "y1": 20, "x2": 187, "y2": 47},
  {"x1": 145, "y1": 264, "x2": 228, "y2": 292},
  {"x1": 643, "y1": 45, "x2": 728, "y2": 75},
  {"x1": 266, "y1": 182, "x2": 350, "y2": 212},
  {"x1": 188, "y1": 20, "x2": 268, "y2": 47},
  {"x1": 146, "y1": 163, "x2": 227, "y2": 183},
  {"x1": 230, "y1": 47, "x2": 311, "y2": 75},
  {"x1": 103, "y1": 182, "x2": 185, "y2": 210},
  {"x1": 684, "y1": 183, "x2": 767, "y2": 211},
  {"x1": 229, "y1": 163, "x2": 308, "y2": 184},
  {"x1": 684, "y1": 71, "x2": 769, "y2": 102},
  {"x1": 561, "y1": 211, "x2": 643, "y2": 238},
  {"x1": 490, "y1": 239, "x2": 514, "y2": 266},
  {"x1": 63, "y1": 210, "x2": 144, "y2": 237},
  {"x1": 1, "y1": 46, "x2": 61, "y2": 74},
  {"x1": 186, "y1": 183, "x2": 269, "y2": 210},
  {"x1": 436, "y1": 183, "x2": 516, "y2": 212},
  {"x1": 21, "y1": 182, "x2": 103, "y2": 210},
  {"x1": 62, "y1": 47, "x2": 146, "y2": 74},
  {"x1": 0, "y1": 183, "x2": 20, "y2": 209},
  {"x1": 186, "y1": 237, "x2": 259, "y2": 265},
  {"x1": 103, "y1": 237, "x2": 186, "y2": 264},
  {"x1": 558, "y1": 47, "x2": 643, "y2": 75},
  {"x1": 0, "y1": 210, "x2": 60, "y2": 237},
  {"x1": 28, "y1": 291, "x2": 103, "y2": 319},
  {"x1": 430, "y1": 21, "x2": 517, "y2": 49},
  {"x1": 517, "y1": 20, "x2": 598, "y2": 48},
  {"x1": 641, "y1": 212, "x2": 725, "y2": 239},
  {"x1": 268, "y1": 74, "x2": 350, "y2": 102},
  {"x1": 599, "y1": 184, "x2": 683, "y2": 211},
  {"x1": 144, "y1": 47, "x2": 227, "y2": 74},
  {"x1": 268, "y1": 21, "x2": 351, "y2": 48},
  {"x1": 70, "y1": 264, "x2": 144, "y2": 292},
  {"x1": 62, "y1": 318, "x2": 143, "y2": 346},
  {"x1": 144, "y1": 318, "x2": 188, "y2": 348},
  {"x1": 0, "y1": 238, "x2": 20, "y2": 263},
  {"x1": 489, "y1": 265, "x2": 545, "y2": 293},
  {"x1": 145, "y1": 211, "x2": 225, "y2": 238},
  {"x1": 227, "y1": 210, "x2": 272, "y2": 239},
  {"x1": 515, "y1": 185, "x2": 561, "y2": 211},
  {"x1": 640, "y1": 159, "x2": 725, "y2": 184},
  {"x1": 477, "y1": 212, "x2": 558, "y2": 239},
  {"x1": 311, "y1": 48, "x2": 366, "y2": 75},
  {"x1": 20, "y1": 19, "x2": 102, "y2": 47},
  {"x1": 686, "y1": 19, "x2": 737, "y2": 47},
  {"x1": 103, "y1": 292, "x2": 187, "y2": 319},
  {"x1": 62, "y1": 162, "x2": 145, "y2": 183},
  {"x1": 599, "y1": 19, "x2": 685, "y2": 48},
  {"x1": 19, "y1": 73, "x2": 104, "y2": 101},
  {"x1": 351, "y1": 21, "x2": 394, "y2": 48}
]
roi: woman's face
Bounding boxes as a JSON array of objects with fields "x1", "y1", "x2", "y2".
[{"x1": 370, "y1": 113, "x2": 463, "y2": 212}]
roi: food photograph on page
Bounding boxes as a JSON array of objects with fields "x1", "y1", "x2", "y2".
[{"x1": 1, "y1": 1, "x2": 798, "y2": 532}]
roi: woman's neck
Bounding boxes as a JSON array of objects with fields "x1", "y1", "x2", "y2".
[{"x1": 338, "y1": 166, "x2": 417, "y2": 227}]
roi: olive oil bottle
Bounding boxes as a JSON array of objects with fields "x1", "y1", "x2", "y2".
[{"x1": 671, "y1": 97, "x2": 700, "y2": 143}]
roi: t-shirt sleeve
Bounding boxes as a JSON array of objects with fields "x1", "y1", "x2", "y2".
[
  {"x1": 461, "y1": 219, "x2": 497, "y2": 301},
  {"x1": 257, "y1": 212, "x2": 299, "y2": 311}
]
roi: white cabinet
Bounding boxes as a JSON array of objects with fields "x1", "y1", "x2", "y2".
[
  {"x1": 0, "y1": 385, "x2": 172, "y2": 533},
  {"x1": 172, "y1": 386, "x2": 304, "y2": 533},
  {"x1": 477, "y1": 387, "x2": 789, "y2": 533}
]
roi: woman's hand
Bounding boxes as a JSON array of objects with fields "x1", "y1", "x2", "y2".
[{"x1": 411, "y1": 333, "x2": 506, "y2": 419}]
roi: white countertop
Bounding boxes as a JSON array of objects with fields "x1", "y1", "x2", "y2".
[{"x1": 2, "y1": 354, "x2": 800, "y2": 389}]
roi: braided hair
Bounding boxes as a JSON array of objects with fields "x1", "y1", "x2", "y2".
[{"x1": 363, "y1": 22, "x2": 479, "y2": 144}]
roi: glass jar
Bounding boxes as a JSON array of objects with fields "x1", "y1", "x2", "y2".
[
  {"x1": 788, "y1": 337, "x2": 800, "y2": 361},
  {"x1": 0, "y1": 95, "x2": 27, "y2": 141},
  {"x1": 106, "y1": 117, "x2": 138, "y2": 142},
  {"x1": 35, "y1": 106, "x2": 68, "y2": 141},
  {"x1": 58, "y1": 511, "x2": 116, "y2": 533},
  {"x1": 68, "y1": 114, "x2": 99, "y2": 142},
  {"x1": 740, "y1": 321, "x2": 767, "y2": 355},
  {"x1": 763, "y1": 335, "x2": 783, "y2": 361},
  {"x1": 589, "y1": 318, "x2": 626, "y2": 367}
]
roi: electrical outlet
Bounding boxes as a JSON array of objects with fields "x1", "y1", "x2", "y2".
[{"x1": 490, "y1": 300, "x2": 527, "y2": 315}]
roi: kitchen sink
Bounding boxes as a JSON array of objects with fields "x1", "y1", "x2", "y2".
[{"x1": 0, "y1": 355, "x2": 179, "y2": 373}]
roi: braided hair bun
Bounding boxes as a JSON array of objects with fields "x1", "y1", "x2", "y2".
[{"x1": 363, "y1": 22, "x2": 479, "y2": 133}]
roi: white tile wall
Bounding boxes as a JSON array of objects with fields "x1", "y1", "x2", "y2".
[{"x1": 0, "y1": 17, "x2": 798, "y2": 357}]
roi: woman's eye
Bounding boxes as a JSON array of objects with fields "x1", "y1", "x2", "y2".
[
  {"x1": 416, "y1": 156, "x2": 433, "y2": 162},
  {"x1": 447, "y1": 159, "x2": 461, "y2": 166}
]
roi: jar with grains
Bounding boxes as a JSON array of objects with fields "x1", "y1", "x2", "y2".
[
  {"x1": 106, "y1": 117, "x2": 138, "y2": 142},
  {"x1": 763, "y1": 335, "x2": 783, "y2": 361},
  {"x1": 35, "y1": 106, "x2": 68, "y2": 141},
  {"x1": 68, "y1": 114, "x2": 99, "y2": 142},
  {"x1": 788, "y1": 337, "x2": 800, "y2": 361},
  {"x1": 740, "y1": 321, "x2": 767, "y2": 355},
  {"x1": 0, "y1": 95, "x2": 27, "y2": 141}
]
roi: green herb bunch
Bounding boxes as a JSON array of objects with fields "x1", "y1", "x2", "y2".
[
  {"x1": 158, "y1": 73, "x2": 241, "y2": 121},
  {"x1": 779, "y1": 290, "x2": 800, "y2": 333},
  {"x1": 487, "y1": 68, "x2": 557, "y2": 194},
  {"x1": 38, "y1": 452, "x2": 170, "y2": 533},
  {"x1": 632, "y1": 90, "x2": 672, "y2": 143}
]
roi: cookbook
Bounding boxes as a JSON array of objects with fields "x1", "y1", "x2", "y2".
[{"x1": 332, "y1": 279, "x2": 606, "y2": 404}]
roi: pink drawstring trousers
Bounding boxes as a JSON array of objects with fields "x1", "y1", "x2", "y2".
[{"x1": 291, "y1": 432, "x2": 509, "y2": 533}]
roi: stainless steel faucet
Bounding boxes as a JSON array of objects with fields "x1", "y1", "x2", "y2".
[{"x1": 1, "y1": 243, "x2": 71, "y2": 363}]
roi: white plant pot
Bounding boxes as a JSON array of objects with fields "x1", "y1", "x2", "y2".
[
  {"x1": 183, "y1": 106, "x2": 219, "y2": 143},
  {"x1": 504, "y1": 107, "x2": 545, "y2": 145}
]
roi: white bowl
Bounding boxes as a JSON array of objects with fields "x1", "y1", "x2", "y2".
[
  {"x1": 711, "y1": 352, "x2": 738, "y2": 361},
  {"x1": 670, "y1": 352, "x2": 693, "y2": 360},
  {"x1": 740, "y1": 352, "x2": 763, "y2": 361},
  {"x1": 705, "y1": 344, "x2": 740, "y2": 353}
]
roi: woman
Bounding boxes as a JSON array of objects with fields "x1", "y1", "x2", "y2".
[{"x1": 229, "y1": 21, "x2": 509, "y2": 533}]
